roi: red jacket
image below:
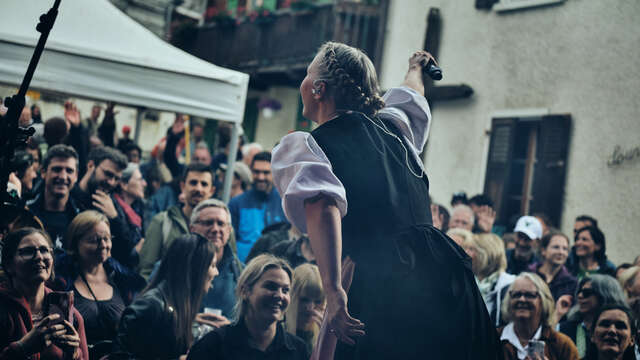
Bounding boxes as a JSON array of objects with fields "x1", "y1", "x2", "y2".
[{"x1": 0, "y1": 283, "x2": 89, "y2": 360}]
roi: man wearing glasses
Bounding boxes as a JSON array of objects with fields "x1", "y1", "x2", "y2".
[
  {"x1": 72, "y1": 147, "x2": 139, "y2": 269},
  {"x1": 189, "y1": 199, "x2": 243, "y2": 326}
]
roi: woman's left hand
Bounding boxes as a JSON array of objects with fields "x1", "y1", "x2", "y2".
[
  {"x1": 311, "y1": 308, "x2": 324, "y2": 328},
  {"x1": 52, "y1": 320, "x2": 81, "y2": 359}
]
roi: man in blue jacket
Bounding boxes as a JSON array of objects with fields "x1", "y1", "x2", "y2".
[{"x1": 228, "y1": 151, "x2": 287, "y2": 262}]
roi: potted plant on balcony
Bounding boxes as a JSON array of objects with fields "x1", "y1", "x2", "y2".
[
  {"x1": 248, "y1": 6, "x2": 277, "y2": 25},
  {"x1": 290, "y1": 0, "x2": 315, "y2": 11},
  {"x1": 206, "y1": 7, "x2": 236, "y2": 28}
]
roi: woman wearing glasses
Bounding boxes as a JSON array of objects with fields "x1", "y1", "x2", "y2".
[
  {"x1": 0, "y1": 227, "x2": 89, "y2": 359},
  {"x1": 559, "y1": 274, "x2": 628, "y2": 358},
  {"x1": 53, "y1": 210, "x2": 146, "y2": 359},
  {"x1": 499, "y1": 272, "x2": 579, "y2": 360}
]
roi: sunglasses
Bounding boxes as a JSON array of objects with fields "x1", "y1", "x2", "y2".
[
  {"x1": 509, "y1": 291, "x2": 539, "y2": 300},
  {"x1": 578, "y1": 288, "x2": 596, "y2": 298}
]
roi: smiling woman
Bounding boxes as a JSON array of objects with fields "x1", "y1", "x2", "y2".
[
  {"x1": 52, "y1": 210, "x2": 146, "y2": 359},
  {"x1": 0, "y1": 228, "x2": 89, "y2": 360},
  {"x1": 583, "y1": 305, "x2": 637, "y2": 360},
  {"x1": 499, "y1": 272, "x2": 579, "y2": 360},
  {"x1": 187, "y1": 254, "x2": 310, "y2": 360}
]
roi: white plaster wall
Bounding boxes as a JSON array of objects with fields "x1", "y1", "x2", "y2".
[
  {"x1": 253, "y1": 86, "x2": 300, "y2": 151},
  {"x1": 380, "y1": 0, "x2": 640, "y2": 263}
]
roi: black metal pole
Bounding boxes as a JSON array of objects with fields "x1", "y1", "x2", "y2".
[{"x1": 1, "y1": 0, "x2": 62, "y2": 221}]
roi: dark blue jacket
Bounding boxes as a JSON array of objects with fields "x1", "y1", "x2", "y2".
[
  {"x1": 200, "y1": 244, "x2": 243, "y2": 318},
  {"x1": 228, "y1": 188, "x2": 287, "y2": 262}
]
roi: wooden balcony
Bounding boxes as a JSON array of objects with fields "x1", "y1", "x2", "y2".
[{"x1": 179, "y1": 1, "x2": 389, "y2": 89}]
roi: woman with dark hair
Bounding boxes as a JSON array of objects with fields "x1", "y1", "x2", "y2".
[
  {"x1": 116, "y1": 233, "x2": 218, "y2": 359},
  {"x1": 583, "y1": 304, "x2": 637, "y2": 360},
  {"x1": 271, "y1": 43, "x2": 498, "y2": 359},
  {"x1": 0, "y1": 227, "x2": 89, "y2": 360},
  {"x1": 188, "y1": 254, "x2": 309, "y2": 360},
  {"x1": 13, "y1": 150, "x2": 39, "y2": 201},
  {"x1": 567, "y1": 226, "x2": 616, "y2": 280},
  {"x1": 53, "y1": 210, "x2": 146, "y2": 359},
  {"x1": 528, "y1": 231, "x2": 577, "y2": 303},
  {"x1": 559, "y1": 275, "x2": 628, "y2": 358}
]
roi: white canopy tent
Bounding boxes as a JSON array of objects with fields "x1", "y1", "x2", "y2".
[{"x1": 0, "y1": 0, "x2": 249, "y2": 201}]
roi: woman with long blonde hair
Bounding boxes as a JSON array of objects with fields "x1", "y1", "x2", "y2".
[{"x1": 285, "y1": 264, "x2": 326, "y2": 353}]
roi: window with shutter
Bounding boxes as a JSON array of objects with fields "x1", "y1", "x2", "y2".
[{"x1": 483, "y1": 115, "x2": 571, "y2": 228}]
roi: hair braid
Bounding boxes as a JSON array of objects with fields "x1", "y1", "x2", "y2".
[{"x1": 319, "y1": 42, "x2": 385, "y2": 117}]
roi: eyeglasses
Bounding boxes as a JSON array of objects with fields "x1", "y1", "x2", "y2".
[
  {"x1": 578, "y1": 288, "x2": 596, "y2": 298},
  {"x1": 84, "y1": 235, "x2": 113, "y2": 245},
  {"x1": 509, "y1": 291, "x2": 539, "y2": 300},
  {"x1": 16, "y1": 246, "x2": 53, "y2": 260},
  {"x1": 194, "y1": 219, "x2": 228, "y2": 228}
]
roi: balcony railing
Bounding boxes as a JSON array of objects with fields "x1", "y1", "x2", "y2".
[{"x1": 178, "y1": 1, "x2": 388, "y2": 88}]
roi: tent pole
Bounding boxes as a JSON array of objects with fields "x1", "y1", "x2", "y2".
[
  {"x1": 134, "y1": 107, "x2": 144, "y2": 145},
  {"x1": 221, "y1": 122, "x2": 240, "y2": 203}
]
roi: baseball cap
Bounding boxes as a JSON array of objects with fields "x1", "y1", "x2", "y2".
[{"x1": 514, "y1": 216, "x2": 543, "y2": 240}]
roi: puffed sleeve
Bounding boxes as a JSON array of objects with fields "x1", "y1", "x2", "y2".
[
  {"x1": 378, "y1": 86, "x2": 432, "y2": 155},
  {"x1": 272, "y1": 132, "x2": 348, "y2": 233}
]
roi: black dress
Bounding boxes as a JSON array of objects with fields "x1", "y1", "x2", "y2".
[{"x1": 307, "y1": 112, "x2": 500, "y2": 359}]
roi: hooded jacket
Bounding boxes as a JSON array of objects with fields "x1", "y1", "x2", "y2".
[
  {"x1": 138, "y1": 205, "x2": 189, "y2": 280},
  {"x1": 0, "y1": 283, "x2": 89, "y2": 360}
]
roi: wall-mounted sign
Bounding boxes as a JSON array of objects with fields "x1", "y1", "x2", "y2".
[{"x1": 607, "y1": 145, "x2": 640, "y2": 167}]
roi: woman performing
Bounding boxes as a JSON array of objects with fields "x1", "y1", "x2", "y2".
[{"x1": 272, "y1": 42, "x2": 500, "y2": 359}]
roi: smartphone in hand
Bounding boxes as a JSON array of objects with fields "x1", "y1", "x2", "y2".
[
  {"x1": 44, "y1": 291, "x2": 74, "y2": 325},
  {"x1": 527, "y1": 340, "x2": 545, "y2": 359}
]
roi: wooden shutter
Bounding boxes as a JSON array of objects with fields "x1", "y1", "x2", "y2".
[
  {"x1": 483, "y1": 118, "x2": 517, "y2": 224},
  {"x1": 475, "y1": 0, "x2": 499, "y2": 10},
  {"x1": 529, "y1": 115, "x2": 571, "y2": 227},
  {"x1": 242, "y1": 98, "x2": 259, "y2": 142}
]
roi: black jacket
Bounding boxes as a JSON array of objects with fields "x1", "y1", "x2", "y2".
[
  {"x1": 27, "y1": 188, "x2": 82, "y2": 247},
  {"x1": 187, "y1": 321, "x2": 309, "y2": 360},
  {"x1": 116, "y1": 283, "x2": 186, "y2": 360}
]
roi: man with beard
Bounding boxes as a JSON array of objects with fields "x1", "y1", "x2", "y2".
[
  {"x1": 27, "y1": 145, "x2": 82, "y2": 249},
  {"x1": 189, "y1": 199, "x2": 243, "y2": 322},
  {"x1": 506, "y1": 215, "x2": 543, "y2": 275},
  {"x1": 228, "y1": 151, "x2": 287, "y2": 262},
  {"x1": 72, "y1": 146, "x2": 138, "y2": 268},
  {"x1": 138, "y1": 163, "x2": 216, "y2": 279}
]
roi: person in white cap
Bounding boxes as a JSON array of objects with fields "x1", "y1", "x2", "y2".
[{"x1": 506, "y1": 215, "x2": 543, "y2": 275}]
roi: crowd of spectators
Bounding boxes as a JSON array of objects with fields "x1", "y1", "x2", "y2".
[{"x1": 1, "y1": 102, "x2": 639, "y2": 360}]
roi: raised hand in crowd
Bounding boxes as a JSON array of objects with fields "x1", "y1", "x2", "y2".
[
  {"x1": 92, "y1": 189, "x2": 118, "y2": 219},
  {"x1": 476, "y1": 205, "x2": 496, "y2": 233},
  {"x1": 64, "y1": 101, "x2": 81, "y2": 128},
  {"x1": 171, "y1": 113, "x2": 186, "y2": 135},
  {"x1": 554, "y1": 294, "x2": 573, "y2": 321}
]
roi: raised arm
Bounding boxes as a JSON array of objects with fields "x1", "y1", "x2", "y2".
[{"x1": 401, "y1": 51, "x2": 437, "y2": 97}]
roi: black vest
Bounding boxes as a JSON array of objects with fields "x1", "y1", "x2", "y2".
[{"x1": 311, "y1": 112, "x2": 432, "y2": 264}]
